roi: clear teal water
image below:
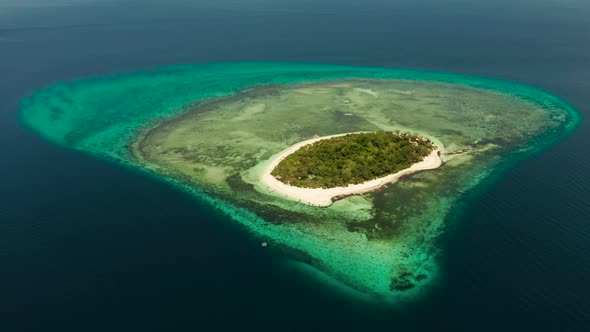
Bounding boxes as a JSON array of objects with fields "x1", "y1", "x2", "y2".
[
  {"x1": 3, "y1": 0, "x2": 590, "y2": 330},
  {"x1": 18, "y1": 62, "x2": 581, "y2": 302},
  {"x1": 20, "y1": 62, "x2": 580, "y2": 159}
]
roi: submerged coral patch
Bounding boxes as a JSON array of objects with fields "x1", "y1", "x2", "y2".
[{"x1": 19, "y1": 63, "x2": 581, "y2": 303}]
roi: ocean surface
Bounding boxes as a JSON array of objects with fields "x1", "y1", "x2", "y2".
[{"x1": 1, "y1": 0, "x2": 589, "y2": 331}]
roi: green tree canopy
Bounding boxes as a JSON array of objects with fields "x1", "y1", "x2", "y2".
[{"x1": 271, "y1": 131, "x2": 435, "y2": 188}]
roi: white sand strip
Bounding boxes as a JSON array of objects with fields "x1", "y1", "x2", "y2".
[{"x1": 260, "y1": 133, "x2": 442, "y2": 207}]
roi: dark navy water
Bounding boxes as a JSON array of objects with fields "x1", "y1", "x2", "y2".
[{"x1": 1, "y1": 1, "x2": 589, "y2": 331}]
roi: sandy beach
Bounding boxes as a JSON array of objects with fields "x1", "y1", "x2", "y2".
[{"x1": 260, "y1": 133, "x2": 443, "y2": 206}]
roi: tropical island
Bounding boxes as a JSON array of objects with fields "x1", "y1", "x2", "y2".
[
  {"x1": 272, "y1": 131, "x2": 436, "y2": 188},
  {"x1": 18, "y1": 62, "x2": 579, "y2": 302},
  {"x1": 262, "y1": 131, "x2": 442, "y2": 206}
]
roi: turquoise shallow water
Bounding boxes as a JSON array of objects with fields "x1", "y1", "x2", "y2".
[
  {"x1": 19, "y1": 62, "x2": 580, "y2": 158},
  {"x1": 18, "y1": 62, "x2": 582, "y2": 303},
  {"x1": 3, "y1": 0, "x2": 590, "y2": 330}
]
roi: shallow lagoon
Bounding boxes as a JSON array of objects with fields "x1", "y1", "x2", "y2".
[{"x1": 19, "y1": 62, "x2": 580, "y2": 303}]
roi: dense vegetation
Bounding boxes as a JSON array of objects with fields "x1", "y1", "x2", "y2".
[{"x1": 271, "y1": 131, "x2": 435, "y2": 188}]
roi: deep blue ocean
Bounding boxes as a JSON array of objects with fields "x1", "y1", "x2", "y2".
[{"x1": 1, "y1": 1, "x2": 589, "y2": 331}]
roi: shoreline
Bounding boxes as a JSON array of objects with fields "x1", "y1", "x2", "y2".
[{"x1": 260, "y1": 133, "x2": 443, "y2": 206}]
